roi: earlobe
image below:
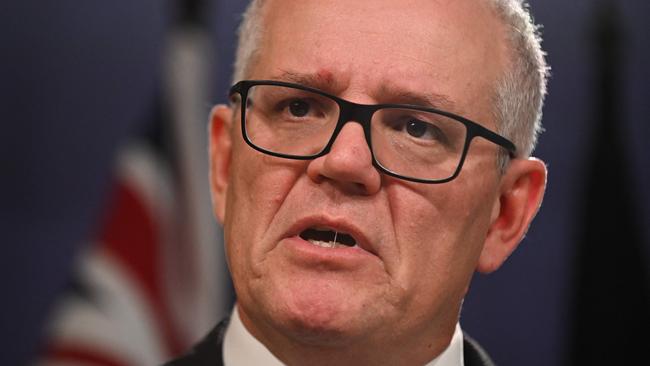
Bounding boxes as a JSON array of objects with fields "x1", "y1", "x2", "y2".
[
  {"x1": 209, "y1": 104, "x2": 234, "y2": 224},
  {"x1": 477, "y1": 158, "x2": 547, "y2": 273}
]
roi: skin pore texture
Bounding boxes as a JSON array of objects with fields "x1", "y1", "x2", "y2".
[{"x1": 209, "y1": 0, "x2": 547, "y2": 365}]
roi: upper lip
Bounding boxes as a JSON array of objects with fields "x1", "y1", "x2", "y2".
[{"x1": 286, "y1": 215, "x2": 378, "y2": 256}]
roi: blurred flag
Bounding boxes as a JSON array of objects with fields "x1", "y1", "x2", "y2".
[{"x1": 35, "y1": 23, "x2": 229, "y2": 366}]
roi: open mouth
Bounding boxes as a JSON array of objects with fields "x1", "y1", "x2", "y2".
[{"x1": 299, "y1": 228, "x2": 357, "y2": 249}]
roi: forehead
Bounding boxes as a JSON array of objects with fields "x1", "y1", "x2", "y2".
[{"x1": 252, "y1": 0, "x2": 507, "y2": 123}]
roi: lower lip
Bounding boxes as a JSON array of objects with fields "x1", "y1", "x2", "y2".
[{"x1": 281, "y1": 236, "x2": 378, "y2": 268}]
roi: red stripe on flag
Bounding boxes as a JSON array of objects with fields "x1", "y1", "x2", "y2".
[
  {"x1": 44, "y1": 344, "x2": 129, "y2": 366},
  {"x1": 98, "y1": 180, "x2": 184, "y2": 356}
]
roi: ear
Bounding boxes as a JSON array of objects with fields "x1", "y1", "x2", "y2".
[
  {"x1": 477, "y1": 158, "x2": 547, "y2": 273},
  {"x1": 209, "y1": 104, "x2": 234, "y2": 224}
]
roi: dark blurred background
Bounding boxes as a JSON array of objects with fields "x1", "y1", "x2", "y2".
[{"x1": 1, "y1": 0, "x2": 648, "y2": 365}]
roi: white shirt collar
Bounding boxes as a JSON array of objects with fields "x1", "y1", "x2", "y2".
[
  {"x1": 223, "y1": 305, "x2": 285, "y2": 366},
  {"x1": 223, "y1": 306, "x2": 464, "y2": 366}
]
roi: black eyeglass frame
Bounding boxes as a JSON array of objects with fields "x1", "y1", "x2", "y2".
[{"x1": 229, "y1": 79, "x2": 516, "y2": 184}]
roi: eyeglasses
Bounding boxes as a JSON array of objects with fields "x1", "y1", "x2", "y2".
[{"x1": 229, "y1": 80, "x2": 516, "y2": 184}]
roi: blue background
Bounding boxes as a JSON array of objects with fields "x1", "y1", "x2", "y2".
[{"x1": 1, "y1": 0, "x2": 648, "y2": 365}]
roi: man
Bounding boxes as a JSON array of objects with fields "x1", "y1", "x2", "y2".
[{"x1": 168, "y1": 0, "x2": 548, "y2": 364}]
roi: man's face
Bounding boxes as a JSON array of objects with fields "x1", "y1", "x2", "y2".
[{"x1": 213, "y1": 0, "x2": 512, "y2": 355}]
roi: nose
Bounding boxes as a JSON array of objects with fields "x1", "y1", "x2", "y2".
[{"x1": 306, "y1": 122, "x2": 381, "y2": 195}]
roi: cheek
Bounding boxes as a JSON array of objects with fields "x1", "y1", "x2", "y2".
[
  {"x1": 386, "y1": 179, "x2": 494, "y2": 288},
  {"x1": 224, "y1": 146, "x2": 309, "y2": 269},
  {"x1": 223, "y1": 152, "x2": 305, "y2": 299},
  {"x1": 228, "y1": 149, "x2": 302, "y2": 228}
]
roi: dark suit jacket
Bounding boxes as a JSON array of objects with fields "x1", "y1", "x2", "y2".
[{"x1": 165, "y1": 319, "x2": 496, "y2": 366}]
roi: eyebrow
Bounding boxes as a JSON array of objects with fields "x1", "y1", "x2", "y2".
[
  {"x1": 273, "y1": 70, "x2": 346, "y2": 94},
  {"x1": 378, "y1": 85, "x2": 457, "y2": 112},
  {"x1": 271, "y1": 70, "x2": 457, "y2": 112}
]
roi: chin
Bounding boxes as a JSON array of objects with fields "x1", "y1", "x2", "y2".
[{"x1": 267, "y1": 275, "x2": 375, "y2": 346}]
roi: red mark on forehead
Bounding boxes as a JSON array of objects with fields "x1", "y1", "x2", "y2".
[{"x1": 316, "y1": 69, "x2": 335, "y2": 85}]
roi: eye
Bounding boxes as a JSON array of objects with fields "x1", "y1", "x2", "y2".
[
  {"x1": 288, "y1": 99, "x2": 311, "y2": 117},
  {"x1": 403, "y1": 119, "x2": 446, "y2": 142},
  {"x1": 406, "y1": 120, "x2": 428, "y2": 138}
]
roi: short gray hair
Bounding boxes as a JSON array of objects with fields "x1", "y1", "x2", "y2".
[
  {"x1": 232, "y1": 0, "x2": 549, "y2": 164},
  {"x1": 232, "y1": 0, "x2": 264, "y2": 84},
  {"x1": 489, "y1": 0, "x2": 549, "y2": 166}
]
